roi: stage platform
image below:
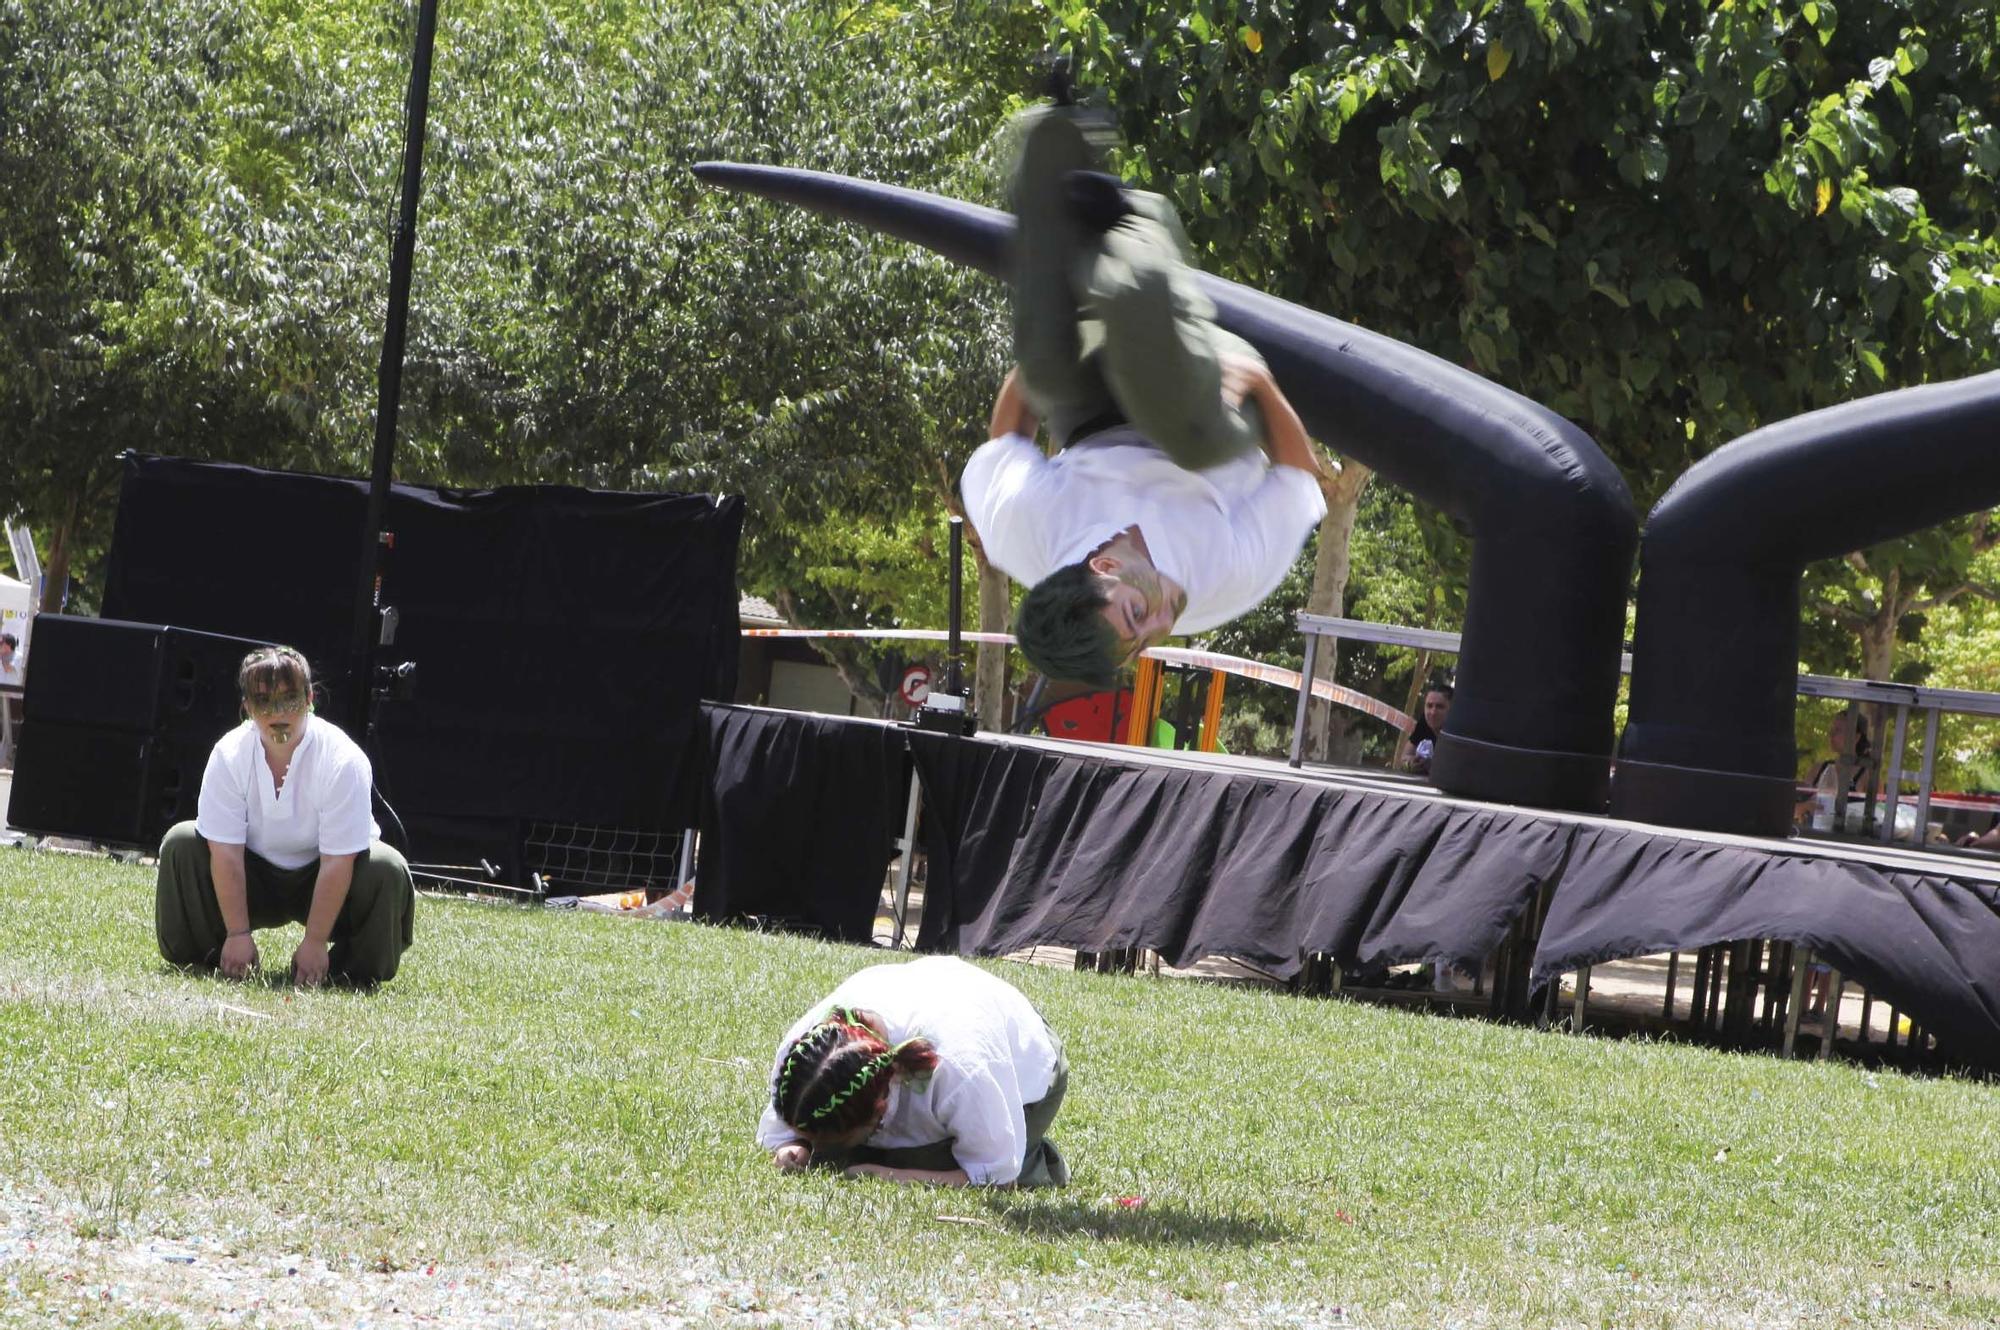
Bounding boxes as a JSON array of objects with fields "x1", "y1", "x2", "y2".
[{"x1": 692, "y1": 704, "x2": 2000, "y2": 1071}]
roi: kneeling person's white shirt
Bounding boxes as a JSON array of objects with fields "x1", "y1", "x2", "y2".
[
  {"x1": 959, "y1": 430, "x2": 1327, "y2": 634},
  {"x1": 196, "y1": 715, "x2": 380, "y2": 870},
  {"x1": 757, "y1": 956, "x2": 1061, "y2": 1186}
]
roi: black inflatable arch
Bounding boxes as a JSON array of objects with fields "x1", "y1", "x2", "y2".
[
  {"x1": 696, "y1": 162, "x2": 1638, "y2": 811},
  {"x1": 1613, "y1": 369, "x2": 2000, "y2": 836}
]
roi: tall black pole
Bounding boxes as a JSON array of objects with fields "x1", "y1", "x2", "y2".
[
  {"x1": 347, "y1": 0, "x2": 440, "y2": 735},
  {"x1": 945, "y1": 515, "x2": 965, "y2": 699}
]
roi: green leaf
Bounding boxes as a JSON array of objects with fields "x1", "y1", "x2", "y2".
[
  {"x1": 1465, "y1": 326, "x2": 1499, "y2": 371},
  {"x1": 1888, "y1": 77, "x2": 1912, "y2": 120},
  {"x1": 1636, "y1": 135, "x2": 1669, "y2": 183},
  {"x1": 1562, "y1": 0, "x2": 1593, "y2": 43}
]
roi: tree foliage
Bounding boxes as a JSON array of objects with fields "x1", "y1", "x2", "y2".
[
  {"x1": 1052, "y1": 0, "x2": 2000, "y2": 764},
  {"x1": 0, "y1": 0, "x2": 392, "y2": 607},
  {"x1": 14, "y1": 0, "x2": 1998, "y2": 757},
  {"x1": 0, "y1": 0, "x2": 1042, "y2": 672}
]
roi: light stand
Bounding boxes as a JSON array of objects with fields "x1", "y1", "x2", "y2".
[
  {"x1": 913, "y1": 515, "x2": 977, "y2": 735},
  {"x1": 344, "y1": 0, "x2": 438, "y2": 737}
]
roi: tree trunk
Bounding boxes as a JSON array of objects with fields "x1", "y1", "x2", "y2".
[
  {"x1": 39, "y1": 497, "x2": 78, "y2": 614},
  {"x1": 1857, "y1": 563, "x2": 1901, "y2": 684},
  {"x1": 1303, "y1": 459, "x2": 1374, "y2": 763},
  {"x1": 973, "y1": 552, "x2": 1010, "y2": 731}
]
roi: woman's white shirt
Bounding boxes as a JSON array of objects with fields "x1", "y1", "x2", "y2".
[
  {"x1": 756, "y1": 956, "x2": 1061, "y2": 1186},
  {"x1": 195, "y1": 715, "x2": 379, "y2": 869}
]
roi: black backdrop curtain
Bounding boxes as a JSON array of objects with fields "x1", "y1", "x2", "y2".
[
  {"x1": 695, "y1": 705, "x2": 905, "y2": 942},
  {"x1": 1535, "y1": 829, "x2": 2000, "y2": 1062},
  {"x1": 693, "y1": 710, "x2": 2000, "y2": 1066},
  {"x1": 906, "y1": 732, "x2": 1559, "y2": 976},
  {"x1": 102, "y1": 455, "x2": 742, "y2": 852}
]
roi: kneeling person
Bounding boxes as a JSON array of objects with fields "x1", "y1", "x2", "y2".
[
  {"x1": 155, "y1": 646, "x2": 414, "y2": 987},
  {"x1": 759, "y1": 956, "x2": 1068, "y2": 1188}
]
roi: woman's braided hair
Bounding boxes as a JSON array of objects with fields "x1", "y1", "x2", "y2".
[{"x1": 772, "y1": 1005, "x2": 939, "y2": 1138}]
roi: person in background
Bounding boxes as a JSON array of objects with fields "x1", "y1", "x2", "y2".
[
  {"x1": 154, "y1": 646, "x2": 415, "y2": 987},
  {"x1": 1398, "y1": 683, "x2": 1453, "y2": 775},
  {"x1": 1959, "y1": 823, "x2": 2000, "y2": 851},
  {"x1": 0, "y1": 631, "x2": 21, "y2": 770},
  {"x1": 1796, "y1": 708, "x2": 1874, "y2": 834}
]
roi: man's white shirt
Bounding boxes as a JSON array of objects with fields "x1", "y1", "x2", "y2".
[
  {"x1": 196, "y1": 715, "x2": 379, "y2": 869},
  {"x1": 959, "y1": 430, "x2": 1327, "y2": 634}
]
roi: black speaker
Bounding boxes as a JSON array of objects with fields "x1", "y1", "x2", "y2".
[
  {"x1": 7, "y1": 616, "x2": 271, "y2": 845},
  {"x1": 20, "y1": 615, "x2": 262, "y2": 735},
  {"x1": 5, "y1": 725, "x2": 209, "y2": 846}
]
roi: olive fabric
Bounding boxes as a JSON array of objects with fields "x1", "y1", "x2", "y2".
[{"x1": 154, "y1": 820, "x2": 415, "y2": 985}]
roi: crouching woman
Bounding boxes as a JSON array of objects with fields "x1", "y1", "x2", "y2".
[
  {"x1": 758, "y1": 956, "x2": 1069, "y2": 1187},
  {"x1": 154, "y1": 646, "x2": 414, "y2": 987}
]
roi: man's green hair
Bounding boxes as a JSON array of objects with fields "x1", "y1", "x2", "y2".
[{"x1": 1015, "y1": 561, "x2": 1121, "y2": 688}]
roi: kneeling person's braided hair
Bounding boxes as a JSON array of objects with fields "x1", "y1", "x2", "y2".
[{"x1": 773, "y1": 1006, "x2": 939, "y2": 1138}]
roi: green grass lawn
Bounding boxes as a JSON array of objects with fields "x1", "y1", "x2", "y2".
[{"x1": 1, "y1": 847, "x2": 1997, "y2": 1328}]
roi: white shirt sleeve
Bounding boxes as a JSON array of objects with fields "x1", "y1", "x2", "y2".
[
  {"x1": 932, "y1": 1060, "x2": 1029, "y2": 1186},
  {"x1": 959, "y1": 435, "x2": 1057, "y2": 585},
  {"x1": 1230, "y1": 465, "x2": 1326, "y2": 581},
  {"x1": 755, "y1": 1104, "x2": 804, "y2": 1151},
  {"x1": 194, "y1": 735, "x2": 249, "y2": 847},
  {"x1": 314, "y1": 744, "x2": 377, "y2": 856},
  {"x1": 1176, "y1": 465, "x2": 1327, "y2": 634}
]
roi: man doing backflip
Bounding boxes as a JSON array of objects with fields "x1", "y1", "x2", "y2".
[{"x1": 960, "y1": 98, "x2": 1328, "y2": 688}]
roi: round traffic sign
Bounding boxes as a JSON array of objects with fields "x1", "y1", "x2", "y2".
[{"x1": 898, "y1": 664, "x2": 933, "y2": 706}]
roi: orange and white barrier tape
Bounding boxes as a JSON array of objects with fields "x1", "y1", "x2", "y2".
[{"x1": 738, "y1": 627, "x2": 1414, "y2": 733}]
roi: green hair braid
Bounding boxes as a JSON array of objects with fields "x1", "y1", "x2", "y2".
[
  {"x1": 774, "y1": 1007, "x2": 872, "y2": 1114},
  {"x1": 806, "y1": 1037, "x2": 922, "y2": 1122}
]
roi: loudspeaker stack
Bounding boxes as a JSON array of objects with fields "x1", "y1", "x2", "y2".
[{"x1": 8, "y1": 617, "x2": 273, "y2": 846}]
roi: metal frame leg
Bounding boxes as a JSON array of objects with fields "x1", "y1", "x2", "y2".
[
  {"x1": 1712, "y1": 948, "x2": 1728, "y2": 1032},
  {"x1": 1289, "y1": 631, "x2": 1321, "y2": 768},
  {"x1": 1881, "y1": 704, "x2": 1910, "y2": 844},
  {"x1": 1914, "y1": 706, "x2": 1941, "y2": 841},
  {"x1": 1782, "y1": 947, "x2": 1810, "y2": 1058},
  {"x1": 675, "y1": 827, "x2": 696, "y2": 910},
  {"x1": 890, "y1": 773, "x2": 924, "y2": 948}
]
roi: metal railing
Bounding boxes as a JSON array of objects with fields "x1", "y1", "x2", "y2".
[{"x1": 1293, "y1": 612, "x2": 2000, "y2": 846}]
